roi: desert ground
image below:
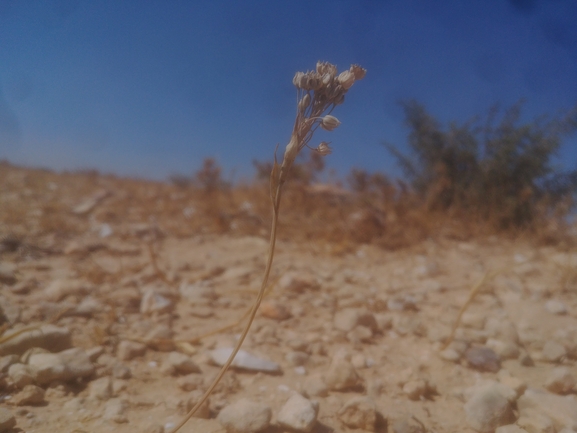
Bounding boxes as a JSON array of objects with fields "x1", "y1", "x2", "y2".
[{"x1": 1, "y1": 162, "x2": 576, "y2": 433}]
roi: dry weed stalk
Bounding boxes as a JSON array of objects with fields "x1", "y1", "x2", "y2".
[{"x1": 169, "y1": 61, "x2": 366, "y2": 433}]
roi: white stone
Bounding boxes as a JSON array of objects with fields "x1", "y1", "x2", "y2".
[
  {"x1": 517, "y1": 388, "x2": 577, "y2": 432},
  {"x1": 545, "y1": 300, "x2": 567, "y2": 315},
  {"x1": 464, "y1": 383, "x2": 515, "y2": 433},
  {"x1": 277, "y1": 393, "x2": 319, "y2": 432},
  {"x1": 337, "y1": 396, "x2": 377, "y2": 431},
  {"x1": 210, "y1": 348, "x2": 280, "y2": 373},
  {"x1": 217, "y1": 399, "x2": 271, "y2": 433},
  {"x1": 545, "y1": 367, "x2": 576, "y2": 394}
]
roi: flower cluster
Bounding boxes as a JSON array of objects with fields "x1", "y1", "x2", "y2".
[{"x1": 288, "y1": 61, "x2": 366, "y2": 159}]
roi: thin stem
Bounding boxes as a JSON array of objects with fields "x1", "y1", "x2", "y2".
[{"x1": 168, "y1": 182, "x2": 283, "y2": 433}]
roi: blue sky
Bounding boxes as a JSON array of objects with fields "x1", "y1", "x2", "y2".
[{"x1": 0, "y1": 0, "x2": 576, "y2": 182}]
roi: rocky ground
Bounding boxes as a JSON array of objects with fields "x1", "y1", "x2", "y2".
[{"x1": 1, "y1": 164, "x2": 577, "y2": 433}]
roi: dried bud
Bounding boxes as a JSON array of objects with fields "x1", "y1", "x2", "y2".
[
  {"x1": 350, "y1": 64, "x2": 366, "y2": 80},
  {"x1": 298, "y1": 93, "x2": 311, "y2": 112},
  {"x1": 293, "y1": 72, "x2": 305, "y2": 88},
  {"x1": 320, "y1": 115, "x2": 341, "y2": 131},
  {"x1": 337, "y1": 70, "x2": 355, "y2": 89},
  {"x1": 322, "y1": 73, "x2": 333, "y2": 86},
  {"x1": 316, "y1": 61, "x2": 337, "y2": 77},
  {"x1": 307, "y1": 73, "x2": 322, "y2": 90},
  {"x1": 316, "y1": 141, "x2": 332, "y2": 156},
  {"x1": 334, "y1": 93, "x2": 345, "y2": 105}
]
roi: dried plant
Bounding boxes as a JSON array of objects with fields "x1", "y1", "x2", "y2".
[{"x1": 169, "y1": 61, "x2": 366, "y2": 433}]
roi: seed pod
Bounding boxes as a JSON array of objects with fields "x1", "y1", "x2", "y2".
[
  {"x1": 350, "y1": 64, "x2": 367, "y2": 80},
  {"x1": 320, "y1": 115, "x2": 341, "y2": 131},
  {"x1": 322, "y1": 73, "x2": 333, "y2": 86},
  {"x1": 298, "y1": 94, "x2": 311, "y2": 112},
  {"x1": 293, "y1": 72, "x2": 305, "y2": 88},
  {"x1": 316, "y1": 141, "x2": 332, "y2": 156},
  {"x1": 337, "y1": 70, "x2": 355, "y2": 89},
  {"x1": 334, "y1": 93, "x2": 345, "y2": 105}
]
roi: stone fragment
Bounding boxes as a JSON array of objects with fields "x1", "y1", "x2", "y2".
[
  {"x1": 517, "y1": 388, "x2": 577, "y2": 432},
  {"x1": 162, "y1": 351, "x2": 201, "y2": 376},
  {"x1": 486, "y1": 339, "x2": 520, "y2": 360},
  {"x1": 495, "y1": 426, "x2": 529, "y2": 433},
  {"x1": 545, "y1": 367, "x2": 576, "y2": 394},
  {"x1": 285, "y1": 351, "x2": 309, "y2": 366},
  {"x1": 333, "y1": 308, "x2": 378, "y2": 333},
  {"x1": 7, "y1": 363, "x2": 34, "y2": 388},
  {"x1": 0, "y1": 325, "x2": 71, "y2": 356},
  {"x1": 497, "y1": 371, "x2": 527, "y2": 399},
  {"x1": 140, "y1": 289, "x2": 173, "y2": 315},
  {"x1": 464, "y1": 384, "x2": 515, "y2": 433},
  {"x1": 278, "y1": 272, "x2": 319, "y2": 293},
  {"x1": 210, "y1": 348, "x2": 280, "y2": 373},
  {"x1": 183, "y1": 390, "x2": 210, "y2": 419},
  {"x1": 44, "y1": 279, "x2": 92, "y2": 301},
  {"x1": 323, "y1": 357, "x2": 360, "y2": 391},
  {"x1": 8, "y1": 384, "x2": 45, "y2": 406},
  {"x1": 302, "y1": 373, "x2": 329, "y2": 398},
  {"x1": 392, "y1": 415, "x2": 426, "y2": 433},
  {"x1": 461, "y1": 312, "x2": 487, "y2": 330},
  {"x1": 545, "y1": 300, "x2": 567, "y2": 315},
  {"x1": 217, "y1": 399, "x2": 271, "y2": 433},
  {"x1": 277, "y1": 393, "x2": 319, "y2": 432},
  {"x1": 74, "y1": 297, "x2": 104, "y2": 317},
  {"x1": 0, "y1": 407, "x2": 16, "y2": 432},
  {"x1": 89, "y1": 376, "x2": 113, "y2": 400},
  {"x1": 517, "y1": 413, "x2": 555, "y2": 433},
  {"x1": 465, "y1": 346, "x2": 501, "y2": 372},
  {"x1": 177, "y1": 374, "x2": 204, "y2": 392},
  {"x1": 111, "y1": 363, "x2": 131, "y2": 379},
  {"x1": 542, "y1": 341, "x2": 567, "y2": 363},
  {"x1": 103, "y1": 398, "x2": 128, "y2": 423},
  {"x1": 403, "y1": 379, "x2": 429, "y2": 401},
  {"x1": 337, "y1": 396, "x2": 377, "y2": 431},
  {"x1": 0, "y1": 354, "x2": 18, "y2": 373},
  {"x1": 179, "y1": 281, "x2": 217, "y2": 305},
  {"x1": 144, "y1": 324, "x2": 175, "y2": 351},
  {"x1": 259, "y1": 300, "x2": 291, "y2": 321},
  {"x1": 28, "y1": 348, "x2": 94, "y2": 385}
]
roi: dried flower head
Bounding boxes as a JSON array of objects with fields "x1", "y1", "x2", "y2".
[
  {"x1": 337, "y1": 70, "x2": 355, "y2": 90},
  {"x1": 320, "y1": 115, "x2": 341, "y2": 131},
  {"x1": 316, "y1": 141, "x2": 332, "y2": 155},
  {"x1": 350, "y1": 64, "x2": 367, "y2": 80}
]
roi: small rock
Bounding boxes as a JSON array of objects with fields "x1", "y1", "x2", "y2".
[
  {"x1": 461, "y1": 312, "x2": 487, "y2": 330},
  {"x1": 217, "y1": 399, "x2": 272, "y2": 433},
  {"x1": 542, "y1": 341, "x2": 567, "y2": 363},
  {"x1": 347, "y1": 325, "x2": 374, "y2": 343},
  {"x1": 179, "y1": 281, "x2": 218, "y2": 305},
  {"x1": 495, "y1": 426, "x2": 529, "y2": 433},
  {"x1": 393, "y1": 415, "x2": 426, "y2": 433},
  {"x1": 486, "y1": 339, "x2": 520, "y2": 360},
  {"x1": 259, "y1": 300, "x2": 291, "y2": 321},
  {"x1": 0, "y1": 355, "x2": 18, "y2": 374},
  {"x1": 323, "y1": 357, "x2": 360, "y2": 391},
  {"x1": 145, "y1": 324, "x2": 175, "y2": 352},
  {"x1": 111, "y1": 363, "x2": 132, "y2": 379},
  {"x1": 403, "y1": 379, "x2": 429, "y2": 401},
  {"x1": 185, "y1": 390, "x2": 211, "y2": 419},
  {"x1": 210, "y1": 348, "x2": 281, "y2": 373},
  {"x1": 0, "y1": 324, "x2": 71, "y2": 356},
  {"x1": 7, "y1": 363, "x2": 34, "y2": 388},
  {"x1": 74, "y1": 297, "x2": 104, "y2": 317},
  {"x1": 162, "y1": 352, "x2": 201, "y2": 376},
  {"x1": 544, "y1": 367, "x2": 576, "y2": 394},
  {"x1": 277, "y1": 393, "x2": 319, "y2": 432},
  {"x1": 440, "y1": 348, "x2": 462, "y2": 362},
  {"x1": 116, "y1": 340, "x2": 146, "y2": 361},
  {"x1": 103, "y1": 398, "x2": 129, "y2": 423},
  {"x1": 285, "y1": 351, "x2": 309, "y2": 366},
  {"x1": 464, "y1": 384, "x2": 515, "y2": 433},
  {"x1": 333, "y1": 308, "x2": 378, "y2": 333},
  {"x1": 8, "y1": 384, "x2": 45, "y2": 406},
  {"x1": 278, "y1": 272, "x2": 319, "y2": 293},
  {"x1": 85, "y1": 346, "x2": 105, "y2": 362},
  {"x1": 517, "y1": 388, "x2": 577, "y2": 432},
  {"x1": 517, "y1": 414, "x2": 555, "y2": 433},
  {"x1": 89, "y1": 376, "x2": 113, "y2": 400},
  {"x1": 337, "y1": 396, "x2": 377, "y2": 431},
  {"x1": 177, "y1": 374, "x2": 204, "y2": 392},
  {"x1": 0, "y1": 263, "x2": 16, "y2": 285},
  {"x1": 28, "y1": 348, "x2": 94, "y2": 385},
  {"x1": 497, "y1": 371, "x2": 527, "y2": 399},
  {"x1": 545, "y1": 300, "x2": 567, "y2": 315},
  {"x1": 387, "y1": 296, "x2": 417, "y2": 311},
  {"x1": 140, "y1": 289, "x2": 173, "y2": 315},
  {"x1": 465, "y1": 346, "x2": 501, "y2": 372},
  {"x1": 0, "y1": 407, "x2": 16, "y2": 432},
  {"x1": 302, "y1": 373, "x2": 329, "y2": 398},
  {"x1": 44, "y1": 279, "x2": 92, "y2": 301}
]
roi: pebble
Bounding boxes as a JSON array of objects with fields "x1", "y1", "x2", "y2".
[
  {"x1": 464, "y1": 346, "x2": 501, "y2": 372},
  {"x1": 285, "y1": 351, "x2": 309, "y2": 366},
  {"x1": 217, "y1": 399, "x2": 271, "y2": 433},
  {"x1": 179, "y1": 281, "x2": 217, "y2": 305},
  {"x1": 0, "y1": 263, "x2": 16, "y2": 285},
  {"x1": 485, "y1": 339, "x2": 520, "y2": 360},
  {"x1": 140, "y1": 289, "x2": 173, "y2": 315},
  {"x1": 517, "y1": 388, "x2": 577, "y2": 432},
  {"x1": 177, "y1": 374, "x2": 204, "y2": 392},
  {"x1": 278, "y1": 272, "x2": 319, "y2": 293},
  {"x1": 0, "y1": 324, "x2": 71, "y2": 356},
  {"x1": 302, "y1": 373, "x2": 329, "y2": 398},
  {"x1": 259, "y1": 300, "x2": 291, "y2": 320},
  {"x1": 333, "y1": 308, "x2": 378, "y2": 333},
  {"x1": 185, "y1": 390, "x2": 211, "y2": 419},
  {"x1": 111, "y1": 363, "x2": 132, "y2": 379},
  {"x1": 517, "y1": 413, "x2": 555, "y2": 433},
  {"x1": 7, "y1": 363, "x2": 34, "y2": 388},
  {"x1": 0, "y1": 354, "x2": 18, "y2": 373},
  {"x1": 8, "y1": 384, "x2": 45, "y2": 406},
  {"x1": 0, "y1": 407, "x2": 16, "y2": 432},
  {"x1": 337, "y1": 396, "x2": 377, "y2": 431},
  {"x1": 542, "y1": 341, "x2": 567, "y2": 363},
  {"x1": 545, "y1": 300, "x2": 567, "y2": 315},
  {"x1": 162, "y1": 351, "x2": 201, "y2": 376},
  {"x1": 497, "y1": 371, "x2": 527, "y2": 399},
  {"x1": 495, "y1": 426, "x2": 529, "y2": 433},
  {"x1": 403, "y1": 379, "x2": 429, "y2": 401},
  {"x1": 28, "y1": 348, "x2": 94, "y2": 385},
  {"x1": 323, "y1": 357, "x2": 360, "y2": 391},
  {"x1": 277, "y1": 393, "x2": 319, "y2": 432},
  {"x1": 210, "y1": 348, "x2": 281, "y2": 373},
  {"x1": 544, "y1": 367, "x2": 576, "y2": 395},
  {"x1": 392, "y1": 415, "x2": 426, "y2": 433},
  {"x1": 88, "y1": 376, "x2": 113, "y2": 400},
  {"x1": 464, "y1": 383, "x2": 515, "y2": 433},
  {"x1": 103, "y1": 398, "x2": 129, "y2": 423}
]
